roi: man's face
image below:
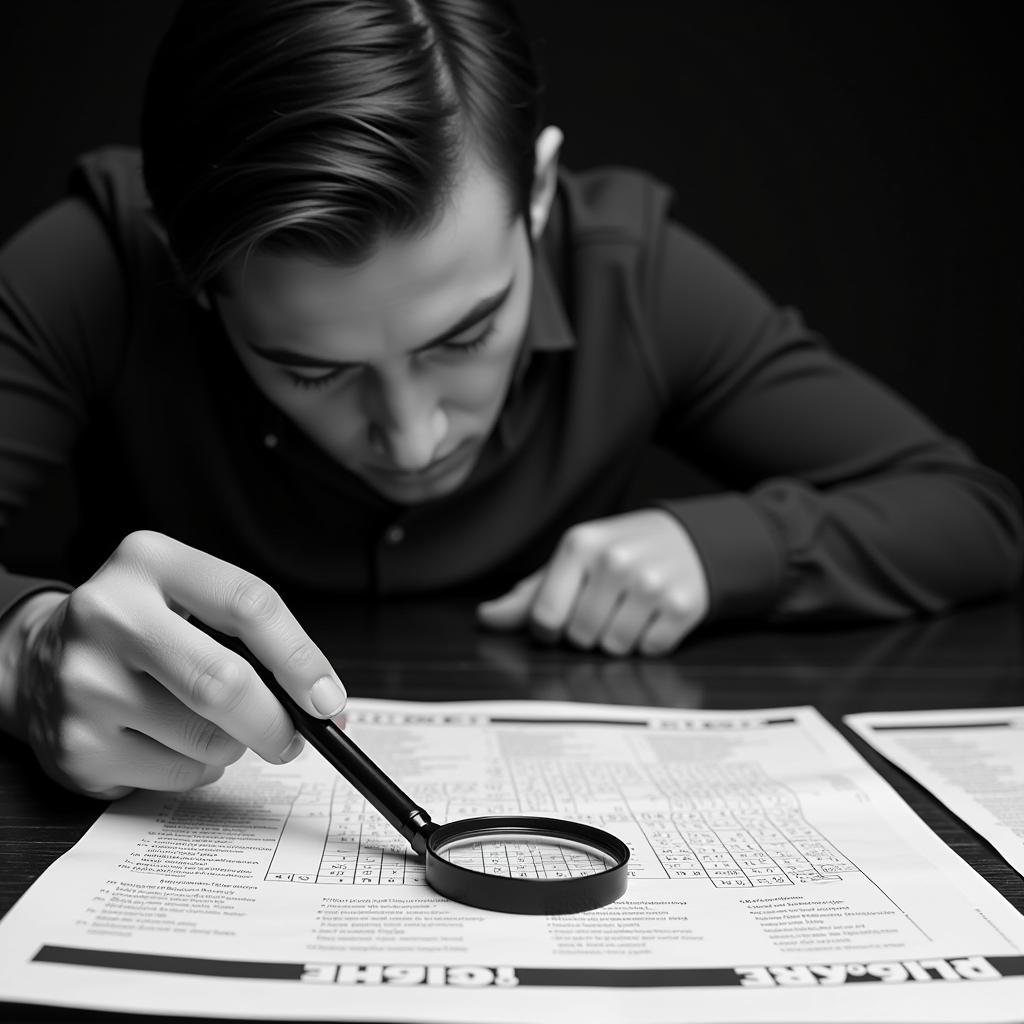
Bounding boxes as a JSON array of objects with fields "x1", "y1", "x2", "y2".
[{"x1": 214, "y1": 155, "x2": 535, "y2": 504}]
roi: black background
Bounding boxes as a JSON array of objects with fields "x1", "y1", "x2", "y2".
[{"x1": 1, "y1": 1, "x2": 1019, "y2": 489}]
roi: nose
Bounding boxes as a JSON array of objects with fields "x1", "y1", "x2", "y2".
[{"x1": 364, "y1": 370, "x2": 447, "y2": 472}]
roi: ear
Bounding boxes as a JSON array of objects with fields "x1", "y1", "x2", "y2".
[{"x1": 528, "y1": 125, "x2": 564, "y2": 242}]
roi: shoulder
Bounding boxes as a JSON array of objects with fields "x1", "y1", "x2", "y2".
[
  {"x1": 70, "y1": 146, "x2": 148, "y2": 212},
  {"x1": 553, "y1": 165, "x2": 675, "y2": 250},
  {"x1": 543, "y1": 165, "x2": 785, "y2": 408},
  {"x1": 0, "y1": 149, "x2": 155, "y2": 398},
  {"x1": 543, "y1": 165, "x2": 682, "y2": 335},
  {"x1": 552, "y1": 163, "x2": 774, "y2": 317},
  {"x1": 68, "y1": 146, "x2": 167, "y2": 273}
]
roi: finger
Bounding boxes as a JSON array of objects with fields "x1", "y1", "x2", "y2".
[
  {"x1": 125, "y1": 604, "x2": 307, "y2": 764},
  {"x1": 527, "y1": 531, "x2": 594, "y2": 641},
  {"x1": 105, "y1": 732, "x2": 227, "y2": 794},
  {"x1": 638, "y1": 596, "x2": 701, "y2": 656},
  {"x1": 119, "y1": 672, "x2": 252, "y2": 768},
  {"x1": 57, "y1": 725, "x2": 226, "y2": 798},
  {"x1": 122, "y1": 532, "x2": 347, "y2": 720},
  {"x1": 476, "y1": 571, "x2": 544, "y2": 630},
  {"x1": 598, "y1": 585, "x2": 661, "y2": 656},
  {"x1": 563, "y1": 550, "x2": 630, "y2": 650},
  {"x1": 61, "y1": 649, "x2": 254, "y2": 768}
]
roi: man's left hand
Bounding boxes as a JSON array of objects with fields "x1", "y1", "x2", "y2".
[{"x1": 476, "y1": 510, "x2": 709, "y2": 656}]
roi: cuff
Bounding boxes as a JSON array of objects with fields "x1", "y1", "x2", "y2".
[
  {"x1": 656, "y1": 493, "x2": 786, "y2": 623},
  {"x1": 0, "y1": 572, "x2": 73, "y2": 622}
]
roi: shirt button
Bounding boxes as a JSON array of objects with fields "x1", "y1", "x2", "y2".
[
  {"x1": 383, "y1": 525, "x2": 405, "y2": 545},
  {"x1": 263, "y1": 433, "x2": 279, "y2": 450}
]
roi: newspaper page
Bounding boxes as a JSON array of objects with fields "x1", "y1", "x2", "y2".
[
  {"x1": 846, "y1": 706, "x2": 1024, "y2": 877},
  {"x1": 0, "y1": 700, "x2": 1023, "y2": 1023}
]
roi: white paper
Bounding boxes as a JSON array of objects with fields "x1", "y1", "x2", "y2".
[
  {"x1": 846, "y1": 706, "x2": 1024, "y2": 877},
  {"x1": 1, "y1": 700, "x2": 1023, "y2": 1023}
]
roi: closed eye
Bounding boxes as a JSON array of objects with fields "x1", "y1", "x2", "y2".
[
  {"x1": 436, "y1": 325, "x2": 495, "y2": 356},
  {"x1": 284, "y1": 325, "x2": 496, "y2": 391},
  {"x1": 285, "y1": 366, "x2": 355, "y2": 390}
]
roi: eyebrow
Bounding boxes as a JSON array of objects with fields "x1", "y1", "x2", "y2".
[{"x1": 245, "y1": 278, "x2": 515, "y2": 369}]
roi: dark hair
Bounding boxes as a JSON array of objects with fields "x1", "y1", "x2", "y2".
[{"x1": 141, "y1": 0, "x2": 543, "y2": 293}]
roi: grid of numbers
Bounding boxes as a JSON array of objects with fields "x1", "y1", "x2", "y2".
[{"x1": 264, "y1": 760, "x2": 859, "y2": 889}]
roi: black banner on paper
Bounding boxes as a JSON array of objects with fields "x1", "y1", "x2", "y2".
[{"x1": 32, "y1": 946, "x2": 1024, "y2": 988}]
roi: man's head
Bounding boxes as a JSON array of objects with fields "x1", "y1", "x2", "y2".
[
  {"x1": 142, "y1": 0, "x2": 546, "y2": 291},
  {"x1": 142, "y1": 0, "x2": 562, "y2": 503}
]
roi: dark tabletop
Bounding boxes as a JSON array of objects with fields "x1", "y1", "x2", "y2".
[{"x1": 2, "y1": 592, "x2": 1023, "y2": 1022}]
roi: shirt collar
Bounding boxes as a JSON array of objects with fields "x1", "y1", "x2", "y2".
[
  {"x1": 522, "y1": 229, "x2": 575, "y2": 355},
  {"x1": 493, "y1": 234, "x2": 575, "y2": 453},
  {"x1": 505, "y1": 228, "x2": 575, "y2": 400}
]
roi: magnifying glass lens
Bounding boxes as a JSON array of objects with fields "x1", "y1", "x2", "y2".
[
  {"x1": 436, "y1": 833, "x2": 617, "y2": 878},
  {"x1": 425, "y1": 816, "x2": 629, "y2": 914}
]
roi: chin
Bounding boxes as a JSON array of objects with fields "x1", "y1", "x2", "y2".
[{"x1": 361, "y1": 464, "x2": 473, "y2": 505}]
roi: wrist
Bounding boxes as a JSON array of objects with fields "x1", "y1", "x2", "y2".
[
  {"x1": 656, "y1": 494, "x2": 785, "y2": 622},
  {"x1": 0, "y1": 590, "x2": 67, "y2": 739}
]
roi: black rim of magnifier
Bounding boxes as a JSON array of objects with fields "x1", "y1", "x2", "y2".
[
  {"x1": 245, "y1": 656, "x2": 630, "y2": 914},
  {"x1": 425, "y1": 816, "x2": 630, "y2": 915}
]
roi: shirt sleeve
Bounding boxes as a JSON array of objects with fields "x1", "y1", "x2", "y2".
[
  {"x1": 643, "y1": 220, "x2": 1024, "y2": 623},
  {"x1": 0, "y1": 194, "x2": 128, "y2": 616}
]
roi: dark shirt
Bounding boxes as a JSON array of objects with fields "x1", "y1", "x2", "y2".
[{"x1": 0, "y1": 148, "x2": 1020, "y2": 625}]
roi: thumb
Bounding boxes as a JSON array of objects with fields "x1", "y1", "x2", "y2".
[{"x1": 476, "y1": 570, "x2": 545, "y2": 631}]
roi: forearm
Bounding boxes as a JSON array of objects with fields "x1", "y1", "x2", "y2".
[
  {"x1": 757, "y1": 462, "x2": 1022, "y2": 622},
  {"x1": 663, "y1": 451, "x2": 1023, "y2": 624},
  {"x1": 0, "y1": 589, "x2": 66, "y2": 740}
]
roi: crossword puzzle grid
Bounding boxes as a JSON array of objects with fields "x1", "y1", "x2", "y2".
[
  {"x1": 264, "y1": 761, "x2": 858, "y2": 888},
  {"x1": 628, "y1": 807, "x2": 857, "y2": 887},
  {"x1": 266, "y1": 779, "x2": 425, "y2": 885},
  {"x1": 625, "y1": 761, "x2": 859, "y2": 887}
]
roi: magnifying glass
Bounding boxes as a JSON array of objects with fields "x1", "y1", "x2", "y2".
[{"x1": 262, "y1": 675, "x2": 629, "y2": 915}]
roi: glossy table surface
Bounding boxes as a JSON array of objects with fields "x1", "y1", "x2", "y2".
[{"x1": 2, "y1": 593, "x2": 1023, "y2": 1022}]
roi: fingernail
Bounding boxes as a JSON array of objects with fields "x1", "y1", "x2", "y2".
[
  {"x1": 280, "y1": 733, "x2": 305, "y2": 763},
  {"x1": 311, "y1": 675, "x2": 347, "y2": 717}
]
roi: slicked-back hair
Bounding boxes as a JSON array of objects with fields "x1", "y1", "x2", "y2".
[{"x1": 140, "y1": 0, "x2": 543, "y2": 293}]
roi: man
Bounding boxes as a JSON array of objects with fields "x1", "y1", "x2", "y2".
[{"x1": 0, "y1": 0, "x2": 1019, "y2": 799}]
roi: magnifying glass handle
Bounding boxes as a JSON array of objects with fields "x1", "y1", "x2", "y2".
[{"x1": 260, "y1": 671, "x2": 437, "y2": 856}]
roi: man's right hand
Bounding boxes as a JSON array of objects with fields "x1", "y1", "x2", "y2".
[{"x1": 3, "y1": 530, "x2": 347, "y2": 799}]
